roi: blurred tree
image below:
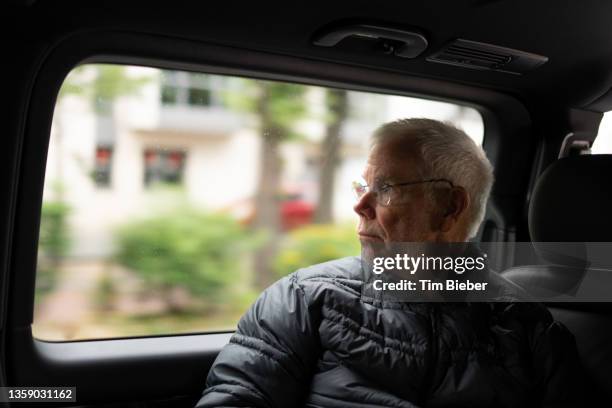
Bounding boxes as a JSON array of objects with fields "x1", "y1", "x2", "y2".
[
  {"x1": 59, "y1": 64, "x2": 152, "y2": 113},
  {"x1": 314, "y1": 89, "x2": 349, "y2": 224},
  {"x1": 57, "y1": 65, "x2": 151, "y2": 188},
  {"x1": 224, "y1": 79, "x2": 308, "y2": 288}
]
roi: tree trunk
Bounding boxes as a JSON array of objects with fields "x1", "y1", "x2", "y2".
[
  {"x1": 314, "y1": 89, "x2": 349, "y2": 224},
  {"x1": 253, "y1": 83, "x2": 282, "y2": 289}
]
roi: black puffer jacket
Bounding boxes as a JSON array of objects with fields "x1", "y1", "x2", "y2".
[{"x1": 196, "y1": 257, "x2": 583, "y2": 407}]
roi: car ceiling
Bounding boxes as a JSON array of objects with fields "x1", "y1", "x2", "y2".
[{"x1": 7, "y1": 0, "x2": 612, "y2": 112}]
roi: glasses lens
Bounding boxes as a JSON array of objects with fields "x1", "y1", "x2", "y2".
[
  {"x1": 376, "y1": 186, "x2": 397, "y2": 206},
  {"x1": 352, "y1": 180, "x2": 367, "y2": 198},
  {"x1": 379, "y1": 190, "x2": 392, "y2": 206}
]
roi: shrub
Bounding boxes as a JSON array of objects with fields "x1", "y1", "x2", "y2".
[
  {"x1": 39, "y1": 201, "x2": 71, "y2": 260},
  {"x1": 115, "y1": 210, "x2": 252, "y2": 302},
  {"x1": 37, "y1": 201, "x2": 71, "y2": 296},
  {"x1": 274, "y1": 224, "x2": 360, "y2": 277}
]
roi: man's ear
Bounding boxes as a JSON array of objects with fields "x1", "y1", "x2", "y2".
[{"x1": 439, "y1": 186, "x2": 469, "y2": 233}]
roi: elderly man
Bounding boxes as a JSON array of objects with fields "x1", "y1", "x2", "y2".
[{"x1": 196, "y1": 118, "x2": 583, "y2": 407}]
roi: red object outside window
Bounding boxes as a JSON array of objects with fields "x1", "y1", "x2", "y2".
[
  {"x1": 95, "y1": 148, "x2": 111, "y2": 164},
  {"x1": 281, "y1": 199, "x2": 314, "y2": 231}
]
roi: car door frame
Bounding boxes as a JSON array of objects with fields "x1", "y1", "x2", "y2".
[{"x1": 0, "y1": 29, "x2": 533, "y2": 405}]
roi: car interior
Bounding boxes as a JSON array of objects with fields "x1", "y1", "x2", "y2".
[{"x1": 2, "y1": 0, "x2": 612, "y2": 406}]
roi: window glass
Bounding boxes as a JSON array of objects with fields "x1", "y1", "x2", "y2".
[
  {"x1": 144, "y1": 149, "x2": 186, "y2": 186},
  {"x1": 93, "y1": 147, "x2": 113, "y2": 187},
  {"x1": 34, "y1": 63, "x2": 484, "y2": 340},
  {"x1": 592, "y1": 112, "x2": 612, "y2": 153}
]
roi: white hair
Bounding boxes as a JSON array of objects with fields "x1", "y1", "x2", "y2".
[{"x1": 372, "y1": 118, "x2": 494, "y2": 239}]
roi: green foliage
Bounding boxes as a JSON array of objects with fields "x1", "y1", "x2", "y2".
[
  {"x1": 274, "y1": 224, "x2": 360, "y2": 277},
  {"x1": 92, "y1": 65, "x2": 152, "y2": 114},
  {"x1": 39, "y1": 201, "x2": 71, "y2": 259},
  {"x1": 37, "y1": 201, "x2": 71, "y2": 297},
  {"x1": 58, "y1": 66, "x2": 87, "y2": 99},
  {"x1": 114, "y1": 210, "x2": 254, "y2": 299},
  {"x1": 219, "y1": 77, "x2": 257, "y2": 112},
  {"x1": 59, "y1": 64, "x2": 153, "y2": 114},
  {"x1": 222, "y1": 78, "x2": 308, "y2": 140},
  {"x1": 264, "y1": 81, "x2": 308, "y2": 132}
]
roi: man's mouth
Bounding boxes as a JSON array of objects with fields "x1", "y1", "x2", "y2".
[{"x1": 358, "y1": 232, "x2": 383, "y2": 242}]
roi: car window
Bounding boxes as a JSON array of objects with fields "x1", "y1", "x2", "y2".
[
  {"x1": 33, "y1": 63, "x2": 484, "y2": 341},
  {"x1": 593, "y1": 112, "x2": 612, "y2": 153}
]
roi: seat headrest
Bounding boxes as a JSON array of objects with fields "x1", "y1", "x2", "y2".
[{"x1": 529, "y1": 154, "x2": 612, "y2": 242}]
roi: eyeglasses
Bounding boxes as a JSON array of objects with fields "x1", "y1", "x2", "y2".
[{"x1": 352, "y1": 178, "x2": 454, "y2": 206}]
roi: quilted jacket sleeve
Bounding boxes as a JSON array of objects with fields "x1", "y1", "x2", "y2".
[{"x1": 195, "y1": 273, "x2": 321, "y2": 408}]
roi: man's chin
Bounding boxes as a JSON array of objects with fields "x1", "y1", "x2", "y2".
[{"x1": 359, "y1": 236, "x2": 385, "y2": 262}]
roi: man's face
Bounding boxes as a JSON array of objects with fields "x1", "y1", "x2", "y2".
[{"x1": 354, "y1": 137, "x2": 443, "y2": 244}]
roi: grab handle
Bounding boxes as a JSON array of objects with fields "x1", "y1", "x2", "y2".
[{"x1": 313, "y1": 24, "x2": 428, "y2": 58}]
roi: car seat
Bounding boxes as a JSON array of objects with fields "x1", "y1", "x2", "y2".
[{"x1": 502, "y1": 154, "x2": 612, "y2": 400}]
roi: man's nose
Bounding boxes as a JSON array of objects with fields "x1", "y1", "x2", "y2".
[{"x1": 353, "y1": 192, "x2": 376, "y2": 219}]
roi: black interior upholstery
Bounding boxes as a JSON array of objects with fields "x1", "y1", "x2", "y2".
[
  {"x1": 503, "y1": 154, "x2": 612, "y2": 399},
  {"x1": 529, "y1": 155, "x2": 612, "y2": 243},
  {"x1": 548, "y1": 308, "x2": 612, "y2": 398},
  {"x1": 16, "y1": 0, "x2": 612, "y2": 112}
]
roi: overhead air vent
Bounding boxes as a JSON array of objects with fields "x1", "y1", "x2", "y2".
[{"x1": 427, "y1": 39, "x2": 548, "y2": 75}]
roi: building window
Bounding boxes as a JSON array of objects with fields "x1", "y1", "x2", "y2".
[
  {"x1": 93, "y1": 146, "x2": 113, "y2": 187},
  {"x1": 144, "y1": 149, "x2": 186, "y2": 186},
  {"x1": 188, "y1": 87, "x2": 211, "y2": 106},
  {"x1": 160, "y1": 71, "x2": 223, "y2": 108},
  {"x1": 161, "y1": 84, "x2": 178, "y2": 105}
]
